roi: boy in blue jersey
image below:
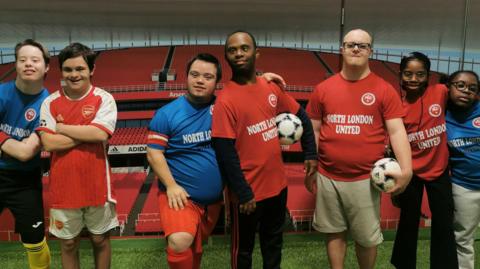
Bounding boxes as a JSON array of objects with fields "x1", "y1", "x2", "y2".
[
  {"x1": 0, "y1": 39, "x2": 51, "y2": 269},
  {"x1": 445, "y1": 70, "x2": 480, "y2": 269},
  {"x1": 147, "y1": 53, "x2": 224, "y2": 269}
]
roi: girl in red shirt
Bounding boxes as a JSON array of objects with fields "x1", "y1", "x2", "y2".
[{"x1": 391, "y1": 52, "x2": 458, "y2": 269}]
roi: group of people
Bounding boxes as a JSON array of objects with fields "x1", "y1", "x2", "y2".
[
  {"x1": 1, "y1": 40, "x2": 118, "y2": 269},
  {"x1": 147, "y1": 31, "x2": 317, "y2": 269},
  {"x1": 0, "y1": 28, "x2": 478, "y2": 269},
  {"x1": 306, "y1": 30, "x2": 480, "y2": 269}
]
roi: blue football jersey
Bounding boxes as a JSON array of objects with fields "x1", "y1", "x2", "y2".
[
  {"x1": 148, "y1": 96, "x2": 223, "y2": 205},
  {"x1": 0, "y1": 80, "x2": 49, "y2": 170},
  {"x1": 446, "y1": 102, "x2": 480, "y2": 190}
]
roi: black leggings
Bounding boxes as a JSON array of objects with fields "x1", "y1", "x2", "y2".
[
  {"x1": 391, "y1": 170, "x2": 458, "y2": 269},
  {"x1": 230, "y1": 188, "x2": 287, "y2": 269}
]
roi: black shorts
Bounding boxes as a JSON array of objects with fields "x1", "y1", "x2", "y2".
[{"x1": 0, "y1": 168, "x2": 45, "y2": 241}]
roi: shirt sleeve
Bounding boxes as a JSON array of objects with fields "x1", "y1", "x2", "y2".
[
  {"x1": 438, "y1": 84, "x2": 449, "y2": 108},
  {"x1": 306, "y1": 85, "x2": 323, "y2": 120},
  {"x1": 382, "y1": 84, "x2": 405, "y2": 120},
  {"x1": 211, "y1": 98, "x2": 237, "y2": 139},
  {"x1": 272, "y1": 82, "x2": 300, "y2": 115},
  {"x1": 296, "y1": 107, "x2": 317, "y2": 160},
  {"x1": 91, "y1": 90, "x2": 117, "y2": 136},
  {"x1": 147, "y1": 109, "x2": 170, "y2": 150},
  {"x1": 36, "y1": 96, "x2": 57, "y2": 134},
  {"x1": 211, "y1": 137, "x2": 254, "y2": 203},
  {"x1": 0, "y1": 90, "x2": 11, "y2": 144}
]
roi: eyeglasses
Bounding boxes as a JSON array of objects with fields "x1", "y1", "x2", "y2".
[
  {"x1": 343, "y1": 42, "x2": 371, "y2": 50},
  {"x1": 402, "y1": 71, "x2": 428, "y2": 79},
  {"x1": 450, "y1": 81, "x2": 479, "y2": 94}
]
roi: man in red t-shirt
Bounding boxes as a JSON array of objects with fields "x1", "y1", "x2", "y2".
[
  {"x1": 38, "y1": 43, "x2": 117, "y2": 269},
  {"x1": 211, "y1": 31, "x2": 317, "y2": 269},
  {"x1": 305, "y1": 29, "x2": 412, "y2": 269}
]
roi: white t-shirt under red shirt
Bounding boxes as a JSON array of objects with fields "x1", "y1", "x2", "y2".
[
  {"x1": 38, "y1": 86, "x2": 117, "y2": 209},
  {"x1": 307, "y1": 72, "x2": 404, "y2": 181}
]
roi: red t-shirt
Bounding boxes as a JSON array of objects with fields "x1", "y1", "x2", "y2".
[
  {"x1": 402, "y1": 84, "x2": 448, "y2": 180},
  {"x1": 307, "y1": 72, "x2": 404, "y2": 181},
  {"x1": 37, "y1": 87, "x2": 117, "y2": 209},
  {"x1": 211, "y1": 77, "x2": 300, "y2": 201}
]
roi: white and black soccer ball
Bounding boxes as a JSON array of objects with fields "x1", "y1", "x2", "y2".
[
  {"x1": 275, "y1": 113, "x2": 303, "y2": 145},
  {"x1": 370, "y1": 158, "x2": 400, "y2": 192}
]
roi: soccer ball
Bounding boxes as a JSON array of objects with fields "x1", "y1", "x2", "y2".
[
  {"x1": 370, "y1": 158, "x2": 400, "y2": 192},
  {"x1": 276, "y1": 113, "x2": 303, "y2": 145}
]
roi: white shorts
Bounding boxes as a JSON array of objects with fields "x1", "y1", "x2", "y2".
[
  {"x1": 49, "y1": 202, "x2": 119, "y2": 240},
  {"x1": 313, "y1": 173, "x2": 383, "y2": 247}
]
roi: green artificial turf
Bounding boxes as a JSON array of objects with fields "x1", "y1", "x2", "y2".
[{"x1": 0, "y1": 230, "x2": 478, "y2": 268}]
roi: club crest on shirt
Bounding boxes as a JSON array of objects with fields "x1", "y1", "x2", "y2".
[
  {"x1": 82, "y1": 105, "x2": 95, "y2": 118},
  {"x1": 24, "y1": 108, "x2": 36, "y2": 121},
  {"x1": 428, "y1": 104, "x2": 442, "y2": 117},
  {"x1": 472, "y1": 117, "x2": 480, "y2": 128},
  {"x1": 268, "y1": 94, "x2": 277, "y2": 108},
  {"x1": 361, "y1": 93, "x2": 375, "y2": 106},
  {"x1": 54, "y1": 220, "x2": 64, "y2": 230}
]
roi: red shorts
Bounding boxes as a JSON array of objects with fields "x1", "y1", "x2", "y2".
[{"x1": 158, "y1": 192, "x2": 222, "y2": 252}]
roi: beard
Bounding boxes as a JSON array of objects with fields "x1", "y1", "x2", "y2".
[{"x1": 228, "y1": 58, "x2": 255, "y2": 76}]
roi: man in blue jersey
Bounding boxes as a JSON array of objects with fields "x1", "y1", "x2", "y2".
[
  {"x1": 445, "y1": 70, "x2": 480, "y2": 269},
  {"x1": 0, "y1": 39, "x2": 51, "y2": 269},
  {"x1": 147, "y1": 53, "x2": 224, "y2": 269}
]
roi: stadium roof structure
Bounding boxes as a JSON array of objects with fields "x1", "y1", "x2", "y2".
[{"x1": 0, "y1": 0, "x2": 478, "y2": 56}]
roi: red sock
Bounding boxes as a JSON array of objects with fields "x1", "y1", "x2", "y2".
[
  {"x1": 166, "y1": 246, "x2": 193, "y2": 269},
  {"x1": 193, "y1": 251, "x2": 202, "y2": 269}
]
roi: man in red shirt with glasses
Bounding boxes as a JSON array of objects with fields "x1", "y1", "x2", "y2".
[{"x1": 306, "y1": 29, "x2": 412, "y2": 269}]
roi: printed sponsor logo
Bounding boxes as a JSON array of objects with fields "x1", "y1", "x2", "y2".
[
  {"x1": 128, "y1": 145, "x2": 147, "y2": 152},
  {"x1": 32, "y1": 221, "x2": 42, "y2": 228},
  {"x1": 108, "y1": 145, "x2": 147, "y2": 154}
]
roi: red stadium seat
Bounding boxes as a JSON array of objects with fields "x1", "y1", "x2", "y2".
[
  {"x1": 94, "y1": 47, "x2": 169, "y2": 87},
  {"x1": 109, "y1": 127, "x2": 148, "y2": 145},
  {"x1": 135, "y1": 182, "x2": 162, "y2": 233},
  {"x1": 113, "y1": 173, "x2": 147, "y2": 217},
  {"x1": 285, "y1": 164, "x2": 315, "y2": 231}
]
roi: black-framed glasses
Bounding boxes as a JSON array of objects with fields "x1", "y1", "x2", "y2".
[
  {"x1": 450, "y1": 81, "x2": 479, "y2": 95},
  {"x1": 402, "y1": 71, "x2": 428, "y2": 79},
  {"x1": 343, "y1": 42, "x2": 371, "y2": 50}
]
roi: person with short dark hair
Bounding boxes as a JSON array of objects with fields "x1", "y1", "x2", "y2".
[
  {"x1": 391, "y1": 51, "x2": 458, "y2": 269},
  {"x1": 147, "y1": 53, "x2": 223, "y2": 269},
  {"x1": 445, "y1": 70, "x2": 480, "y2": 269},
  {"x1": 0, "y1": 39, "x2": 51, "y2": 269},
  {"x1": 212, "y1": 30, "x2": 317, "y2": 269},
  {"x1": 306, "y1": 29, "x2": 412, "y2": 269},
  {"x1": 37, "y1": 42, "x2": 118, "y2": 269}
]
